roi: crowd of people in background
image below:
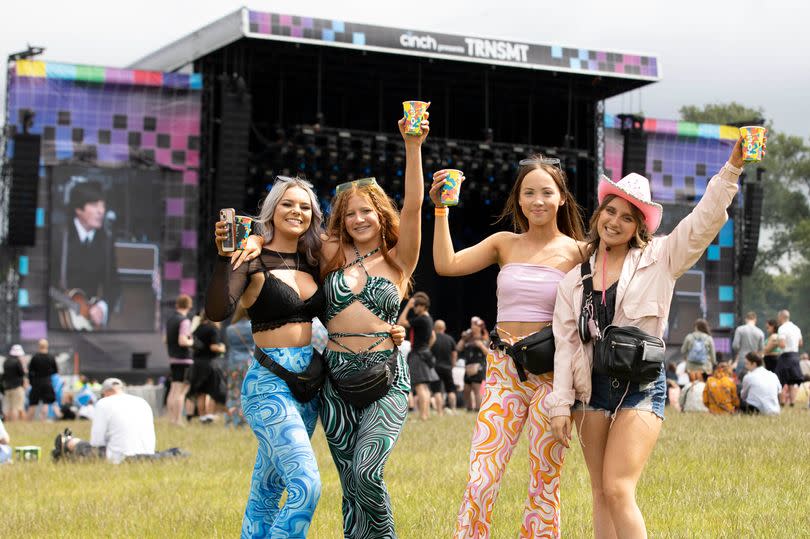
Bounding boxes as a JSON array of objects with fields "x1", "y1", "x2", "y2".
[
  {"x1": 1, "y1": 340, "x2": 102, "y2": 424},
  {"x1": 666, "y1": 310, "x2": 806, "y2": 416},
  {"x1": 2, "y1": 307, "x2": 808, "y2": 429}
]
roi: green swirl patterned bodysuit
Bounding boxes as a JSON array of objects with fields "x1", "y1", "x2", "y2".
[{"x1": 320, "y1": 245, "x2": 410, "y2": 539}]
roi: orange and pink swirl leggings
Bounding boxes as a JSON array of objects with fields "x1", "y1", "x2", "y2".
[{"x1": 455, "y1": 347, "x2": 564, "y2": 538}]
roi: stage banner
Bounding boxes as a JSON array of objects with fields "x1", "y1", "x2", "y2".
[
  {"x1": 5, "y1": 60, "x2": 201, "y2": 370},
  {"x1": 245, "y1": 10, "x2": 660, "y2": 80}
]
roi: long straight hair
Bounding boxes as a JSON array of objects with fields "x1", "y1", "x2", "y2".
[
  {"x1": 496, "y1": 155, "x2": 585, "y2": 240},
  {"x1": 256, "y1": 177, "x2": 324, "y2": 267}
]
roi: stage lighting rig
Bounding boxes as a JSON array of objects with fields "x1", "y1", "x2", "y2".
[{"x1": 617, "y1": 113, "x2": 645, "y2": 133}]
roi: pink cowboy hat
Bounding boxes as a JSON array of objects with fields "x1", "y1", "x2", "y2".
[{"x1": 597, "y1": 172, "x2": 663, "y2": 234}]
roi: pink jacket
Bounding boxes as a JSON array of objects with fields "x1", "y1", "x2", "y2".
[{"x1": 549, "y1": 162, "x2": 743, "y2": 418}]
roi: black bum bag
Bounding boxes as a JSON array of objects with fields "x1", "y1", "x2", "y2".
[
  {"x1": 491, "y1": 326, "x2": 555, "y2": 381},
  {"x1": 255, "y1": 348, "x2": 326, "y2": 403},
  {"x1": 594, "y1": 325, "x2": 665, "y2": 385},
  {"x1": 329, "y1": 348, "x2": 399, "y2": 409}
]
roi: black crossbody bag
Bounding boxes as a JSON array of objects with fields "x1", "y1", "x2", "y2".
[
  {"x1": 255, "y1": 348, "x2": 327, "y2": 403},
  {"x1": 579, "y1": 261, "x2": 665, "y2": 385},
  {"x1": 490, "y1": 327, "x2": 555, "y2": 382},
  {"x1": 329, "y1": 348, "x2": 399, "y2": 409}
]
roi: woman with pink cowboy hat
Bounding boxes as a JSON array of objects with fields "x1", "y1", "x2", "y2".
[{"x1": 549, "y1": 136, "x2": 756, "y2": 538}]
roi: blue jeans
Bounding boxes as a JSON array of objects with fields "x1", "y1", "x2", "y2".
[
  {"x1": 574, "y1": 368, "x2": 666, "y2": 420},
  {"x1": 240, "y1": 346, "x2": 320, "y2": 538}
]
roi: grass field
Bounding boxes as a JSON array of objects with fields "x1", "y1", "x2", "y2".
[{"x1": 4, "y1": 406, "x2": 809, "y2": 538}]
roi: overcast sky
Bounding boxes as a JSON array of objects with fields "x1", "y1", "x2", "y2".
[{"x1": 1, "y1": 0, "x2": 808, "y2": 137}]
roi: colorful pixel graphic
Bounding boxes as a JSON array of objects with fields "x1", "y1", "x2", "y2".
[
  {"x1": 6, "y1": 60, "x2": 202, "y2": 341},
  {"x1": 603, "y1": 114, "x2": 738, "y2": 332}
]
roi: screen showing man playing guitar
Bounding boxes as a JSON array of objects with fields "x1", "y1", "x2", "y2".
[{"x1": 51, "y1": 180, "x2": 120, "y2": 331}]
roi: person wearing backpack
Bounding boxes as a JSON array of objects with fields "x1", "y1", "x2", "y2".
[{"x1": 681, "y1": 319, "x2": 716, "y2": 379}]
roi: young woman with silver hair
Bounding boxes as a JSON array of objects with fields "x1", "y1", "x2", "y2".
[
  {"x1": 206, "y1": 176, "x2": 325, "y2": 537},
  {"x1": 207, "y1": 177, "x2": 405, "y2": 538}
]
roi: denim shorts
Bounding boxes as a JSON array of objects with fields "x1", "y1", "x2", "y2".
[{"x1": 573, "y1": 367, "x2": 666, "y2": 420}]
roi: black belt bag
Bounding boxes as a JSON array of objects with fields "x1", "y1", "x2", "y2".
[
  {"x1": 594, "y1": 325, "x2": 665, "y2": 385},
  {"x1": 255, "y1": 348, "x2": 326, "y2": 403},
  {"x1": 491, "y1": 327, "x2": 555, "y2": 382},
  {"x1": 330, "y1": 348, "x2": 399, "y2": 409}
]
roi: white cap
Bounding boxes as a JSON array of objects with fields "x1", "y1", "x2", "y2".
[{"x1": 100, "y1": 378, "x2": 124, "y2": 393}]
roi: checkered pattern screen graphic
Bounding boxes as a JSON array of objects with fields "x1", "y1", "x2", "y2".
[
  {"x1": 7, "y1": 61, "x2": 202, "y2": 340},
  {"x1": 604, "y1": 123, "x2": 737, "y2": 330}
]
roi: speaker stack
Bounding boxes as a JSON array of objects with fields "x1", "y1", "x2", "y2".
[
  {"x1": 618, "y1": 114, "x2": 648, "y2": 177},
  {"x1": 214, "y1": 76, "x2": 252, "y2": 212},
  {"x1": 738, "y1": 168, "x2": 764, "y2": 275},
  {"x1": 6, "y1": 132, "x2": 42, "y2": 246}
]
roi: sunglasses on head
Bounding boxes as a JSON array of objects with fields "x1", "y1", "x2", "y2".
[
  {"x1": 271, "y1": 175, "x2": 316, "y2": 192},
  {"x1": 335, "y1": 177, "x2": 378, "y2": 195},
  {"x1": 518, "y1": 157, "x2": 562, "y2": 170}
]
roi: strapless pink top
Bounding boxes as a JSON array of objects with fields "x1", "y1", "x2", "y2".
[{"x1": 496, "y1": 263, "x2": 565, "y2": 323}]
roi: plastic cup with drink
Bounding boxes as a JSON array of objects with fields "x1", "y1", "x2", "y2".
[
  {"x1": 740, "y1": 126, "x2": 767, "y2": 163},
  {"x1": 440, "y1": 169, "x2": 465, "y2": 206},
  {"x1": 402, "y1": 101, "x2": 430, "y2": 136}
]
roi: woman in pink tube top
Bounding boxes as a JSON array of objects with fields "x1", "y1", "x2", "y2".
[{"x1": 430, "y1": 156, "x2": 586, "y2": 538}]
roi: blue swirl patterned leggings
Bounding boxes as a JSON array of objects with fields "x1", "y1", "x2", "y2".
[
  {"x1": 240, "y1": 346, "x2": 321, "y2": 539},
  {"x1": 320, "y1": 349, "x2": 410, "y2": 539}
]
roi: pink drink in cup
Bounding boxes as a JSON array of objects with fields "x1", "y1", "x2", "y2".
[
  {"x1": 402, "y1": 101, "x2": 430, "y2": 136},
  {"x1": 740, "y1": 126, "x2": 767, "y2": 163},
  {"x1": 441, "y1": 169, "x2": 464, "y2": 206}
]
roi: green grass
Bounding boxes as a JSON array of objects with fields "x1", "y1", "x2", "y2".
[{"x1": 4, "y1": 407, "x2": 809, "y2": 538}]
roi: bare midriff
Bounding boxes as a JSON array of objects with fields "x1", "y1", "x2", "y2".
[
  {"x1": 325, "y1": 302, "x2": 396, "y2": 353},
  {"x1": 496, "y1": 320, "x2": 552, "y2": 344},
  {"x1": 252, "y1": 323, "x2": 313, "y2": 350}
]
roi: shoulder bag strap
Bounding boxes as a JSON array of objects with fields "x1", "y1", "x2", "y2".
[
  {"x1": 578, "y1": 261, "x2": 598, "y2": 343},
  {"x1": 581, "y1": 260, "x2": 594, "y2": 297}
]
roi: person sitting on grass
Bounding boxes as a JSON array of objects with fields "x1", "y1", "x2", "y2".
[
  {"x1": 52, "y1": 378, "x2": 185, "y2": 463},
  {"x1": 703, "y1": 362, "x2": 739, "y2": 415},
  {"x1": 679, "y1": 373, "x2": 709, "y2": 413},
  {"x1": 740, "y1": 352, "x2": 782, "y2": 415}
]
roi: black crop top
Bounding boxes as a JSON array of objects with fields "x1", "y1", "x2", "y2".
[
  {"x1": 594, "y1": 282, "x2": 619, "y2": 331},
  {"x1": 205, "y1": 249, "x2": 325, "y2": 333}
]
